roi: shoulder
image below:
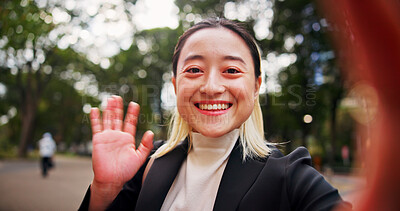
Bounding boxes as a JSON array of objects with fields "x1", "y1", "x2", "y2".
[
  {"x1": 271, "y1": 147, "x2": 349, "y2": 210},
  {"x1": 262, "y1": 146, "x2": 318, "y2": 194},
  {"x1": 247, "y1": 146, "x2": 314, "y2": 181},
  {"x1": 266, "y1": 146, "x2": 315, "y2": 185},
  {"x1": 151, "y1": 140, "x2": 166, "y2": 155},
  {"x1": 268, "y1": 146, "x2": 312, "y2": 166},
  {"x1": 151, "y1": 138, "x2": 189, "y2": 158}
]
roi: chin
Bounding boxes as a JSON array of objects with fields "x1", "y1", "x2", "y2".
[{"x1": 194, "y1": 127, "x2": 233, "y2": 138}]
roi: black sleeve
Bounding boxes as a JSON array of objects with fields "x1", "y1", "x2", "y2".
[
  {"x1": 285, "y1": 147, "x2": 352, "y2": 211},
  {"x1": 78, "y1": 186, "x2": 91, "y2": 211},
  {"x1": 78, "y1": 140, "x2": 165, "y2": 211},
  {"x1": 105, "y1": 158, "x2": 149, "y2": 211}
]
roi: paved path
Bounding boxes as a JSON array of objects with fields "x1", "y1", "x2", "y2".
[
  {"x1": 0, "y1": 155, "x2": 364, "y2": 210},
  {"x1": 325, "y1": 173, "x2": 366, "y2": 209},
  {"x1": 0, "y1": 155, "x2": 93, "y2": 211}
]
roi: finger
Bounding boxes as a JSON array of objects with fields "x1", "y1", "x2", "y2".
[
  {"x1": 90, "y1": 108, "x2": 102, "y2": 135},
  {"x1": 136, "y1": 131, "x2": 154, "y2": 163},
  {"x1": 103, "y1": 98, "x2": 115, "y2": 130},
  {"x1": 113, "y1": 95, "x2": 124, "y2": 130},
  {"x1": 123, "y1": 102, "x2": 140, "y2": 137}
]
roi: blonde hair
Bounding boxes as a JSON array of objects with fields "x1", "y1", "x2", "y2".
[{"x1": 153, "y1": 97, "x2": 271, "y2": 160}]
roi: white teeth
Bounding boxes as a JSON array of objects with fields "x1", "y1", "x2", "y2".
[{"x1": 198, "y1": 103, "x2": 230, "y2": 111}]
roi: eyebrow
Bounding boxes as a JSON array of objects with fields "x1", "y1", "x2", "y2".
[
  {"x1": 183, "y1": 55, "x2": 204, "y2": 64},
  {"x1": 183, "y1": 54, "x2": 247, "y2": 65},
  {"x1": 223, "y1": 55, "x2": 246, "y2": 65}
]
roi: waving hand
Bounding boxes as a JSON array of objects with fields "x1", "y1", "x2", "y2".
[{"x1": 88, "y1": 96, "x2": 154, "y2": 210}]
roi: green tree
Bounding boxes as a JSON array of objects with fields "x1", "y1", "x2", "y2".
[
  {"x1": 0, "y1": 0, "x2": 98, "y2": 157},
  {"x1": 0, "y1": 0, "x2": 56, "y2": 157},
  {"x1": 0, "y1": 0, "x2": 353, "y2": 165},
  {"x1": 264, "y1": 0, "x2": 345, "y2": 165}
]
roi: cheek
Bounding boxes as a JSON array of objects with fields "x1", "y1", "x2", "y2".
[
  {"x1": 228, "y1": 82, "x2": 255, "y2": 102},
  {"x1": 232, "y1": 85, "x2": 256, "y2": 123},
  {"x1": 176, "y1": 79, "x2": 198, "y2": 104}
]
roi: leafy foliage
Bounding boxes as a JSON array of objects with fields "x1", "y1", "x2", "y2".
[{"x1": 0, "y1": 0, "x2": 355, "y2": 167}]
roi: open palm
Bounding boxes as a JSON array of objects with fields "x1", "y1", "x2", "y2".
[{"x1": 90, "y1": 96, "x2": 153, "y2": 188}]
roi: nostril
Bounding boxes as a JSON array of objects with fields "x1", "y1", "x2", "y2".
[
  {"x1": 199, "y1": 85, "x2": 206, "y2": 93},
  {"x1": 199, "y1": 83, "x2": 225, "y2": 95}
]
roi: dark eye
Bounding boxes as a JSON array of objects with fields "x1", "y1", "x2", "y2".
[
  {"x1": 186, "y1": 68, "x2": 201, "y2": 73},
  {"x1": 225, "y1": 68, "x2": 240, "y2": 74}
]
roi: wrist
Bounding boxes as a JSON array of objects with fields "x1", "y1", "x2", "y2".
[
  {"x1": 89, "y1": 180, "x2": 123, "y2": 211},
  {"x1": 91, "y1": 180, "x2": 123, "y2": 196}
]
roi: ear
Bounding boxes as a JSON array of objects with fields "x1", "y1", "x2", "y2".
[
  {"x1": 172, "y1": 76, "x2": 177, "y2": 94},
  {"x1": 254, "y1": 76, "x2": 262, "y2": 99}
]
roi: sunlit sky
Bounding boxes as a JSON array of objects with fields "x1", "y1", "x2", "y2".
[{"x1": 133, "y1": 0, "x2": 179, "y2": 30}]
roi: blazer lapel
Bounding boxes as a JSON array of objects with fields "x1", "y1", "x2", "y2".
[
  {"x1": 135, "y1": 139, "x2": 188, "y2": 211},
  {"x1": 213, "y1": 140, "x2": 267, "y2": 211}
]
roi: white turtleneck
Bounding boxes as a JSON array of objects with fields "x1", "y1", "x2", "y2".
[{"x1": 160, "y1": 129, "x2": 239, "y2": 211}]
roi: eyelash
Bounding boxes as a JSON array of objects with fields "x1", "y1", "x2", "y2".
[
  {"x1": 185, "y1": 67, "x2": 202, "y2": 73},
  {"x1": 224, "y1": 68, "x2": 241, "y2": 74},
  {"x1": 183, "y1": 67, "x2": 241, "y2": 74}
]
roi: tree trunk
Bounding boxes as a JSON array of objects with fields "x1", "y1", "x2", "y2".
[
  {"x1": 262, "y1": 93, "x2": 271, "y2": 139},
  {"x1": 17, "y1": 62, "x2": 43, "y2": 157},
  {"x1": 301, "y1": 122, "x2": 308, "y2": 147},
  {"x1": 282, "y1": 125, "x2": 292, "y2": 154},
  {"x1": 327, "y1": 97, "x2": 339, "y2": 167},
  {"x1": 17, "y1": 101, "x2": 37, "y2": 157}
]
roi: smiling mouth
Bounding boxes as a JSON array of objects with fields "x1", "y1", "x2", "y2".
[{"x1": 195, "y1": 103, "x2": 232, "y2": 111}]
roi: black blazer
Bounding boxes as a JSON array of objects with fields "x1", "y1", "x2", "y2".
[{"x1": 79, "y1": 139, "x2": 351, "y2": 211}]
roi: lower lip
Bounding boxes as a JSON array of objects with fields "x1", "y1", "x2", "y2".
[{"x1": 195, "y1": 106, "x2": 231, "y2": 116}]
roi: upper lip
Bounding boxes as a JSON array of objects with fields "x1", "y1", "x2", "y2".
[{"x1": 194, "y1": 100, "x2": 232, "y2": 104}]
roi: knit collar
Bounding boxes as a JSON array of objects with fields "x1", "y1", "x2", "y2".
[{"x1": 191, "y1": 129, "x2": 239, "y2": 150}]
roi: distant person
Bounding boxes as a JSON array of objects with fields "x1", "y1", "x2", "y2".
[{"x1": 39, "y1": 132, "x2": 56, "y2": 177}]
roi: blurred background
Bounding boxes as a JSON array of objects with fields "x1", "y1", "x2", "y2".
[{"x1": 0, "y1": 0, "x2": 369, "y2": 210}]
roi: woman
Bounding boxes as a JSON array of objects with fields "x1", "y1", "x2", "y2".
[{"x1": 79, "y1": 18, "x2": 350, "y2": 211}]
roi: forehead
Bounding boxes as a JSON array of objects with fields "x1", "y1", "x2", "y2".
[{"x1": 179, "y1": 27, "x2": 253, "y2": 62}]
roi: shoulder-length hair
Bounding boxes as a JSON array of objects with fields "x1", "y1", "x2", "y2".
[{"x1": 153, "y1": 18, "x2": 271, "y2": 160}]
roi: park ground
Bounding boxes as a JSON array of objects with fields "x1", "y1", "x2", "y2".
[{"x1": 0, "y1": 155, "x2": 364, "y2": 211}]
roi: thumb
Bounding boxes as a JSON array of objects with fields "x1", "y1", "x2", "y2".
[{"x1": 136, "y1": 131, "x2": 154, "y2": 163}]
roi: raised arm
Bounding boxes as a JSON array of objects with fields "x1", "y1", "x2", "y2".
[{"x1": 88, "y1": 96, "x2": 154, "y2": 211}]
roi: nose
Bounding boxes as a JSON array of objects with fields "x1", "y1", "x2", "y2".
[{"x1": 199, "y1": 72, "x2": 225, "y2": 95}]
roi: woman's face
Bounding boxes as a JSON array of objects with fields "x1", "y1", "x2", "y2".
[{"x1": 173, "y1": 27, "x2": 261, "y2": 138}]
